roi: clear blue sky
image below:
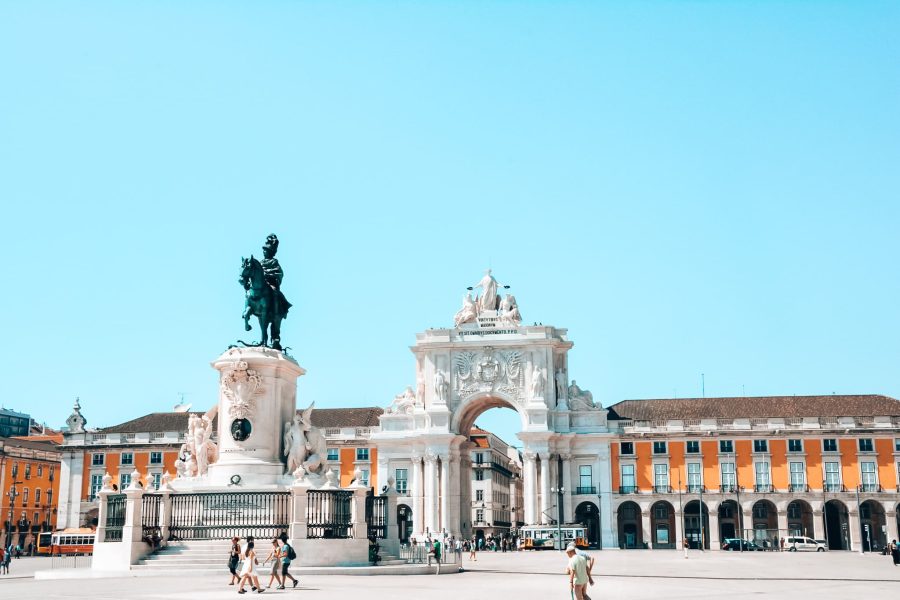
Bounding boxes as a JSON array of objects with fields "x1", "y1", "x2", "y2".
[{"x1": 2, "y1": 1, "x2": 898, "y2": 447}]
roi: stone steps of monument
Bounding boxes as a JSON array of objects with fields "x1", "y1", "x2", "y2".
[{"x1": 136, "y1": 543, "x2": 410, "y2": 569}]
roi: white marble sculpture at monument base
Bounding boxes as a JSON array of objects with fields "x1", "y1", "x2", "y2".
[{"x1": 175, "y1": 345, "x2": 308, "y2": 488}]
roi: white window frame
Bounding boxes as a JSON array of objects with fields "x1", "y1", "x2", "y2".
[
  {"x1": 755, "y1": 461, "x2": 770, "y2": 486},
  {"x1": 687, "y1": 462, "x2": 702, "y2": 490},
  {"x1": 860, "y1": 462, "x2": 878, "y2": 489},
  {"x1": 789, "y1": 462, "x2": 805, "y2": 488},
  {"x1": 720, "y1": 462, "x2": 736, "y2": 489},
  {"x1": 653, "y1": 463, "x2": 669, "y2": 489},
  {"x1": 824, "y1": 461, "x2": 841, "y2": 490},
  {"x1": 621, "y1": 464, "x2": 636, "y2": 490}
]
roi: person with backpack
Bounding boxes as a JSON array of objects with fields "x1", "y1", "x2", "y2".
[{"x1": 277, "y1": 532, "x2": 299, "y2": 589}]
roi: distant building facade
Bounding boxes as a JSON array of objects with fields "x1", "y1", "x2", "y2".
[
  {"x1": 469, "y1": 426, "x2": 524, "y2": 543},
  {"x1": 607, "y1": 395, "x2": 900, "y2": 552},
  {"x1": 0, "y1": 436, "x2": 61, "y2": 549},
  {"x1": 0, "y1": 408, "x2": 32, "y2": 438},
  {"x1": 56, "y1": 404, "x2": 385, "y2": 531}
]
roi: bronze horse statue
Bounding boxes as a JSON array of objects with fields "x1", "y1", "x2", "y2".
[{"x1": 239, "y1": 255, "x2": 289, "y2": 350}]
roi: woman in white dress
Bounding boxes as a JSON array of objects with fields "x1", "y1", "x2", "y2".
[{"x1": 237, "y1": 539, "x2": 264, "y2": 594}]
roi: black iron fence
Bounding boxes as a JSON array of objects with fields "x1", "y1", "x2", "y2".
[
  {"x1": 141, "y1": 493, "x2": 162, "y2": 544},
  {"x1": 366, "y1": 493, "x2": 387, "y2": 539},
  {"x1": 168, "y1": 492, "x2": 290, "y2": 541},
  {"x1": 307, "y1": 490, "x2": 353, "y2": 539},
  {"x1": 104, "y1": 494, "x2": 126, "y2": 542}
]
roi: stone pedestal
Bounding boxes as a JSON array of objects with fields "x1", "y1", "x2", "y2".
[{"x1": 207, "y1": 346, "x2": 306, "y2": 487}]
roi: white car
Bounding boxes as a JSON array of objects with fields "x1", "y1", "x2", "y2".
[{"x1": 786, "y1": 536, "x2": 826, "y2": 552}]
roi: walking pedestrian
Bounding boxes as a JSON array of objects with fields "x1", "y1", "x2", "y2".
[
  {"x1": 263, "y1": 539, "x2": 282, "y2": 590},
  {"x1": 277, "y1": 533, "x2": 299, "y2": 589},
  {"x1": 237, "y1": 538, "x2": 264, "y2": 594},
  {"x1": 565, "y1": 543, "x2": 590, "y2": 600},
  {"x1": 428, "y1": 537, "x2": 442, "y2": 574},
  {"x1": 891, "y1": 540, "x2": 900, "y2": 566},
  {"x1": 228, "y1": 537, "x2": 241, "y2": 586},
  {"x1": 468, "y1": 537, "x2": 477, "y2": 561}
]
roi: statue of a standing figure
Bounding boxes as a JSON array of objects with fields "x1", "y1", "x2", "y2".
[
  {"x1": 283, "y1": 414, "x2": 306, "y2": 475},
  {"x1": 555, "y1": 368, "x2": 568, "y2": 403},
  {"x1": 239, "y1": 234, "x2": 293, "y2": 350},
  {"x1": 434, "y1": 370, "x2": 448, "y2": 404},
  {"x1": 471, "y1": 269, "x2": 500, "y2": 312},
  {"x1": 531, "y1": 364, "x2": 545, "y2": 398}
]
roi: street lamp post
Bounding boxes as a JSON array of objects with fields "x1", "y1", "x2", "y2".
[
  {"x1": 6, "y1": 481, "x2": 22, "y2": 549},
  {"x1": 551, "y1": 486, "x2": 565, "y2": 550}
]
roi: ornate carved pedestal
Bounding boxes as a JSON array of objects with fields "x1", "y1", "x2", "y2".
[{"x1": 206, "y1": 346, "x2": 306, "y2": 487}]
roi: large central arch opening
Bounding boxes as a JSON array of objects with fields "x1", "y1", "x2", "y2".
[{"x1": 453, "y1": 396, "x2": 525, "y2": 548}]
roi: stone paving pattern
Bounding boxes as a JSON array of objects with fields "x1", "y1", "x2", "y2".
[{"x1": 3, "y1": 550, "x2": 900, "y2": 598}]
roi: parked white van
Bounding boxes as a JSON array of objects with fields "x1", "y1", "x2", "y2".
[{"x1": 786, "y1": 536, "x2": 826, "y2": 552}]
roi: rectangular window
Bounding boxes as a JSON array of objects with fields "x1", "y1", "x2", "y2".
[
  {"x1": 858, "y1": 438, "x2": 874, "y2": 453},
  {"x1": 789, "y1": 462, "x2": 805, "y2": 489},
  {"x1": 393, "y1": 468, "x2": 408, "y2": 494},
  {"x1": 755, "y1": 462, "x2": 770, "y2": 486},
  {"x1": 46, "y1": 489, "x2": 53, "y2": 505},
  {"x1": 687, "y1": 463, "x2": 702, "y2": 491},
  {"x1": 788, "y1": 439, "x2": 803, "y2": 453},
  {"x1": 653, "y1": 441, "x2": 667, "y2": 455},
  {"x1": 356, "y1": 448, "x2": 370, "y2": 461},
  {"x1": 92, "y1": 453, "x2": 105, "y2": 466},
  {"x1": 21, "y1": 488, "x2": 29, "y2": 506},
  {"x1": 25, "y1": 464, "x2": 31, "y2": 479},
  {"x1": 753, "y1": 440, "x2": 768, "y2": 453},
  {"x1": 120, "y1": 452, "x2": 133, "y2": 466},
  {"x1": 824, "y1": 462, "x2": 841, "y2": 491},
  {"x1": 823, "y1": 439, "x2": 838, "y2": 453},
  {"x1": 152, "y1": 473, "x2": 161, "y2": 490},
  {"x1": 475, "y1": 469, "x2": 484, "y2": 481},
  {"x1": 359, "y1": 469, "x2": 369, "y2": 486},
  {"x1": 654, "y1": 464, "x2": 669, "y2": 490},
  {"x1": 720, "y1": 463, "x2": 735, "y2": 490},
  {"x1": 475, "y1": 453, "x2": 484, "y2": 464},
  {"x1": 719, "y1": 440, "x2": 733, "y2": 453},
  {"x1": 579, "y1": 465, "x2": 592, "y2": 491},
  {"x1": 895, "y1": 439, "x2": 900, "y2": 453},
  {"x1": 476, "y1": 490, "x2": 484, "y2": 501},
  {"x1": 654, "y1": 504, "x2": 668, "y2": 519},
  {"x1": 120, "y1": 473, "x2": 131, "y2": 489},
  {"x1": 327, "y1": 448, "x2": 339, "y2": 461},
  {"x1": 621, "y1": 464, "x2": 636, "y2": 491},
  {"x1": 476, "y1": 509, "x2": 484, "y2": 523},
  {"x1": 37, "y1": 465, "x2": 43, "y2": 477},
  {"x1": 620, "y1": 442, "x2": 634, "y2": 455},
  {"x1": 861, "y1": 462, "x2": 877, "y2": 490},
  {"x1": 34, "y1": 488, "x2": 41, "y2": 506},
  {"x1": 685, "y1": 441, "x2": 700, "y2": 454},
  {"x1": 89, "y1": 474, "x2": 103, "y2": 500},
  {"x1": 149, "y1": 452, "x2": 162, "y2": 465}
]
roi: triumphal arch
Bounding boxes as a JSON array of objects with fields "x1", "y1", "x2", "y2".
[{"x1": 373, "y1": 271, "x2": 615, "y2": 546}]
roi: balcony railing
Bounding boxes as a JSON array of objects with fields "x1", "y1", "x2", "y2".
[
  {"x1": 754, "y1": 484, "x2": 773, "y2": 493},
  {"x1": 575, "y1": 486, "x2": 596, "y2": 495},
  {"x1": 789, "y1": 484, "x2": 809, "y2": 493},
  {"x1": 719, "y1": 485, "x2": 736, "y2": 493},
  {"x1": 618, "y1": 485, "x2": 638, "y2": 494},
  {"x1": 859, "y1": 483, "x2": 881, "y2": 493},
  {"x1": 653, "y1": 485, "x2": 672, "y2": 494},
  {"x1": 686, "y1": 485, "x2": 705, "y2": 494},
  {"x1": 824, "y1": 483, "x2": 845, "y2": 492}
]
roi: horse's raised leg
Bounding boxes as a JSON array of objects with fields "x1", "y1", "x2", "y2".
[{"x1": 242, "y1": 304, "x2": 252, "y2": 332}]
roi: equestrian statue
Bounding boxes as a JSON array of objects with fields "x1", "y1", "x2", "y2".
[{"x1": 239, "y1": 234, "x2": 292, "y2": 350}]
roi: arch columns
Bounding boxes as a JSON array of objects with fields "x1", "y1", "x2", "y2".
[
  {"x1": 812, "y1": 509, "x2": 824, "y2": 540},
  {"x1": 423, "y1": 453, "x2": 439, "y2": 535},
  {"x1": 411, "y1": 454, "x2": 425, "y2": 536},
  {"x1": 523, "y1": 451, "x2": 538, "y2": 525},
  {"x1": 539, "y1": 452, "x2": 552, "y2": 524}
]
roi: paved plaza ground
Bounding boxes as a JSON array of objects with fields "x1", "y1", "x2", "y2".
[{"x1": 2, "y1": 550, "x2": 899, "y2": 598}]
